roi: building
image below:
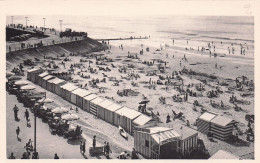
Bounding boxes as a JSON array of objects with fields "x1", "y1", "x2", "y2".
[
  {"x1": 134, "y1": 126, "x2": 180, "y2": 159},
  {"x1": 60, "y1": 83, "x2": 78, "y2": 101},
  {"x1": 70, "y1": 88, "x2": 92, "y2": 108},
  {"x1": 196, "y1": 112, "x2": 218, "y2": 134},
  {"x1": 96, "y1": 99, "x2": 114, "y2": 120},
  {"x1": 37, "y1": 72, "x2": 49, "y2": 86},
  {"x1": 89, "y1": 97, "x2": 105, "y2": 116},
  {"x1": 41, "y1": 75, "x2": 56, "y2": 89}
]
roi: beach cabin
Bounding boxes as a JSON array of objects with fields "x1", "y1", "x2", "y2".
[
  {"x1": 114, "y1": 107, "x2": 142, "y2": 135},
  {"x1": 134, "y1": 126, "x2": 180, "y2": 159},
  {"x1": 171, "y1": 123, "x2": 198, "y2": 156},
  {"x1": 97, "y1": 100, "x2": 114, "y2": 120},
  {"x1": 46, "y1": 77, "x2": 58, "y2": 92},
  {"x1": 196, "y1": 112, "x2": 218, "y2": 134},
  {"x1": 209, "y1": 150, "x2": 239, "y2": 159},
  {"x1": 70, "y1": 88, "x2": 92, "y2": 108},
  {"x1": 41, "y1": 75, "x2": 56, "y2": 89},
  {"x1": 132, "y1": 114, "x2": 153, "y2": 134},
  {"x1": 50, "y1": 78, "x2": 67, "y2": 95},
  {"x1": 89, "y1": 97, "x2": 105, "y2": 116},
  {"x1": 27, "y1": 68, "x2": 44, "y2": 83},
  {"x1": 210, "y1": 115, "x2": 235, "y2": 140},
  {"x1": 82, "y1": 94, "x2": 98, "y2": 112},
  {"x1": 38, "y1": 72, "x2": 49, "y2": 86},
  {"x1": 60, "y1": 83, "x2": 78, "y2": 101},
  {"x1": 104, "y1": 103, "x2": 123, "y2": 125}
]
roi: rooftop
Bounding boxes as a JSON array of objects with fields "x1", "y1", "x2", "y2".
[
  {"x1": 133, "y1": 114, "x2": 152, "y2": 126},
  {"x1": 71, "y1": 88, "x2": 92, "y2": 97},
  {"x1": 105, "y1": 103, "x2": 123, "y2": 112},
  {"x1": 199, "y1": 112, "x2": 218, "y2": 122},
  {"x1": 210, "y1": 115, "x2": 234, "y2": 127},
  {"x1": 61, "y1": 83, "x2": 78, "y2": 91},
  {"x1": 115, "y1": 107, "x2": 142, "y2": 120}
]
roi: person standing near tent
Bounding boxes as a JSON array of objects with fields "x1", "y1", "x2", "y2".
[
  {"x1": 13, "y1": 105, "x2": 19, "y2": 120},
  {"x1": 54, "y1": 153, "x2": 59, "y2": 159},
  {"x1": 16, "y1": 127, "x2": 20, "y2": 139},
  {"x1": 105, "y1": 142, "x2": 112, "y2": 158},
  {"x1": 93, "y1": 135, "x2": 96, "y2": 149},
  {"x1": 24, "y1": 109, "x2": 29, "y2": 121}
]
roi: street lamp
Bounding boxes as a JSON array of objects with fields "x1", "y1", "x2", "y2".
[
  {"x1": 33, "y1": 92, "x2": 47, "y2": 158},
  {"x1": 43, "y1": 18, "x2": 46, "y2": 29},
  {"x1": 11, "y1": 16, "x2": 14, "y2": 26},
  {"x1": 59, "y1": 20, "x2": 63, "y2": 32},
  {"x1": 25, "y1": 17, "x2": 28, "y2": 27}
]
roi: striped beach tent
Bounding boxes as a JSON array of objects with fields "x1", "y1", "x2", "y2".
[
  {"x1": 82, "y1": 94, "x2": 98, "y2": 112},
  {"x1": 196, "y1": 112, "x2": 217, "y2": 134},
  {"x1": 89, "y1": 97, "x2": 105, "y2": 116},
  {"x1": 70, "y1": 88, "x2": 92, "y2": 108},
  {"x1": 27, "y1": 68, "x2": 44, "y2": 83},
  {"x1": 41, "y1": 75, "x2": 56, "y2": 89},
  {"x1": 38, "y1": 72, "x2": 49, "y2": 86},
  {"x1": 210, "y1": 115, "x2": 235, "y2": 140},
  {"x1": 60, "y1": 83, "x2": 78, "y2": 101},
  {"x1": 51, "y1": 78, "x2": 67, "y2": 95}
]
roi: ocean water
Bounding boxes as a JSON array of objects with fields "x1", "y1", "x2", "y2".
[{"x1": 6, "y1": 15, "x2": 254, "y2": 50}]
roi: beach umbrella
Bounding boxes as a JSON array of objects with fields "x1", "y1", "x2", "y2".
[
  {"x1": 20, "y1": 85, "x2": 36, "y2": 90},
  {"x1": 8, "y1": 76, "x2": 22, "y2": 81},
  {"x1": 52, "y1": 107, "x2": 69, "y2": 114},
  {"x1": 14, "y1": 80, "x2": 29, "y2": 86},
  {"x1": 61, "y1": 114, "x2": 79, "y2": 121},
  {"x1": 37, "y1": 98, "x2": 54, "y2": 103},
  {"x1": 139, "y1": 100, "x2": 150, "y2": 104},
  {"x1": 6, "y1": 72, "x2": 15, "y2": 78}
]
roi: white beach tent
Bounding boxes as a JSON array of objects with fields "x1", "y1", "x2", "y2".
[
  {"x1": 38, "y1": 72, "x2": 49, "y2": 86},
  {"x1": 27, "y1": 68, "x2": 44, "y2": 83},
  {"x1": 60, "y1": 83, "x2": 78, "y2": 101},
  {"x1": 96, "y1": 99, "x2": 114, "y2": 120},
  {"x1": 104, "y1": 103, "x2": 123, "y2": 125},
  {"x1": 82, "y1": 94, "x2": 98, "y2": 112},
  {"x1": 89, "y1": 97, "x2": 105, "y2": 116},
  {"x1": 41, "y1": 75, "x2": 55, "y2": 89},
  {"x1": 70, "y1": 88, "x2": 92, "y2": 108},
  {"x1": 114, "y1": 107, "x2": 142, "y2": 135},
  {"x1": 132, "y1": 114, "x2": 152, "y2": 133},
  {"x1": 51, "y1": 78, "x2": 67, "y2": 95}
]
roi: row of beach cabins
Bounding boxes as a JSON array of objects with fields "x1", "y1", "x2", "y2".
[{"x1": 27, "y1": 67, "x2": 236, "y2": 159}]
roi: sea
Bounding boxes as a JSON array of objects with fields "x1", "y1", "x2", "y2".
[{"x1": 6, "y1": 15, "x2": 254, "y2": 54}]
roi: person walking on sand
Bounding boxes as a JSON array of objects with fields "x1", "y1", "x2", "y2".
[
  {"x1": 16, "y1": 127, "x2": 20, "y2": 139},
  {"x1": 24, "y1": 109, "x2": 29, "y2": 121},
  {"x1": 9, "y1": 153, "x2": 15, "y2": 159},
  {"x1": 54, "y1": 153, "x2": 59, "y2": 159},
  {"x1": 93, "y1": 135, "x2": 96, "y2": 149},
  {"x1": 105, "y1": 142, "x2": 112, "y2": 158},
  {"x1": 13, "y1": 105, "x2": 19, "y2": 120}
]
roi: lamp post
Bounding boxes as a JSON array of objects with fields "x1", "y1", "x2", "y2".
[
  {"x1": 33, "y1": 92, "x2": 46, "y2": 158},
  {"x1": 43, "y1": 18, "x2": 46, "y2": 29},
  {"x1": 25, "y1": 17, "x2": 28, "y2": 27},
  {"x1": 59, "y1": 20, "x2": 63, "y2": 32},
  {"x1": 11, "y1": 16, "x2": 14, "y2": 26}
]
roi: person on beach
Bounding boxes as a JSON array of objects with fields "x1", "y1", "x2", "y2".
[
  {"x1": 9, "y1": 153, "x2": 15, "y2": 159},
  {"x1": 105, "y1": 142, "x2": 112, "y2": 158},
  {"x1": 166, "y1": 114, "x2": 171, "y2": 123},
  {"x1": 93, "y1": 135, "x2": 96, "y2": 149},
  {"x1": 16, "y1": 127, "x2": 20, "y2": 139},
  {"x1": 24, "y1": 109, "x2": 29, "y2": 121},
  {"x1": 13, "y1": 105, "x2": 19, "y2": 120},
  {"x1": 82, "y1": 142, "x2": 86, "y2": 154},
  {"x1": 54, "y1": 153, "x2": 59, "y2": 159}
]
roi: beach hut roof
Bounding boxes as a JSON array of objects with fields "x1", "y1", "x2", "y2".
[
  {"x1": 133, "y1": 114, "x2": 152, "y2": 126},
  {"x1": 171, "y1": 123, "x2": 198, "y2": 140},
  {"x1": 199, "y1": 112, "x2": 218, "y2": 122},
  {"x1": 43, "y1": 75, "x2": 55, "y2": 80},
  {"x1": 61, "y1": 83, "x2": 78, "y2": 91},
  {"x1": 27, "y1": 68, "x2": 40, "y2": 72},
  {"x1": 209, "y1": 150, "x2": 239, "y2": 159},
  {"x1": 51, "y1": 78, "x2": 66, "y2": 84},
  {"x1": 39, "y1": 72, "x2": 49, "y2": 77},
  {"x1": 98, "y1": 100, "x2": 114, "y2": 108},
  {"x1": 105, "y1": 103, "x2": 123, "y2": 112},
  {"x1": 47, "y1": 77, "x2": 59, "y2": 83},
  {"x1": 210, "y1": 115, "x2": 234, "y2": 127},
  {"x1": 115, "y1": 107, "x2": 141, "y2": 120},
  {"x1": 83, "y1": 94, "x2": 98, "y2": 101},
  {"x1": 91, "y1": 97, "x2": 105, "y2": 105},
  {"x1": 72, "y1": 88, "x2": 91, "y2": 97},
  {"x1": 149, "y1": 127, "x2": 180, "y2": 145}
]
